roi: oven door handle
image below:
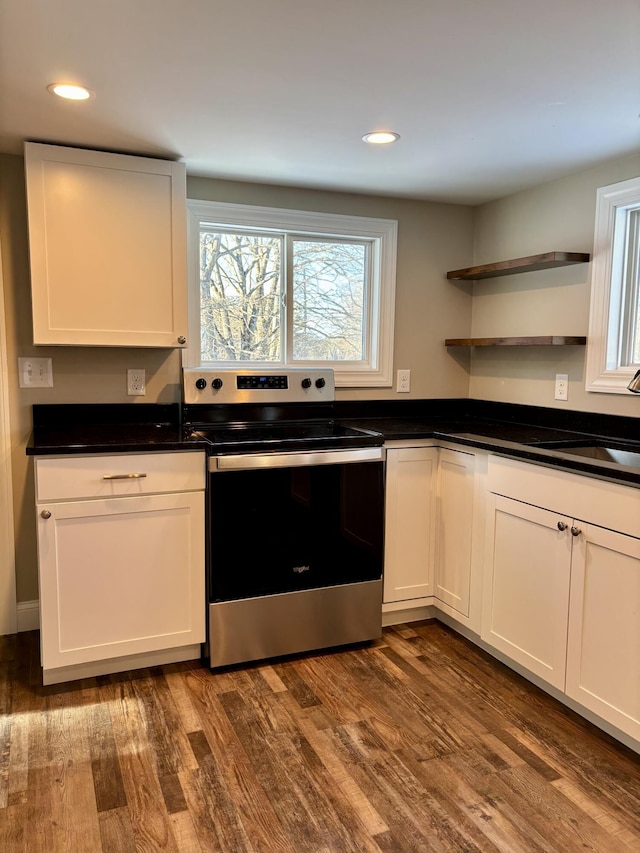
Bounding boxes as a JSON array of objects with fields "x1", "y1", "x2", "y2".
[{"x1": 209, "y1": 447, "x2": 385, "y2": 471}]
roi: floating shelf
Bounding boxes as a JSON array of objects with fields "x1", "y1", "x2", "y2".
[
  {"x1": 446, "y1": 252, "x2": 590, "y2": 281},
  {"x1": 444, "y1": 336, "x2": 587, "y2": 347}
]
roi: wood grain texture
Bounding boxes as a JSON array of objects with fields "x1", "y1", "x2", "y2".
[
  {"x1": 446, "y1": 252, "x2": 591, "y2": 280},
  {"x1": 0, "y1": 622, "x2": 639, "y2": 851},
  {"x1": 444, "y1": 336, "x2": 588, "y2": 347}
]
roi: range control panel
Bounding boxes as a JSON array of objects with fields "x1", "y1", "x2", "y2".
[
  {"x1": 237, "y1": 374, "x2": 288, "y2": 390},
  {"x1": 183, "y1": 368, "x2": 335, "y2": 404}
]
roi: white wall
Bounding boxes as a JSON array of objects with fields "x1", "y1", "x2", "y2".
[{"x1": 469, "y1": 152, "x2": 640, "y2": 416}]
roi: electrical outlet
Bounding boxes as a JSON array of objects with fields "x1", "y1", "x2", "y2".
[
  {"x1": 18, "y1": 357, "x2": 53, "y2": 388},
  {"x1": 554, "y1": 373, "x2": 568, "y2": 401},
  {"x1": 397, "y1": 369, "x2": 411, "y2": 393},
  {"x1": 127, "y1": 368, "x2": 146, "y2": 396}
]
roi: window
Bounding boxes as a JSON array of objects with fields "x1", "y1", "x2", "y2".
[
  {"x1": 185, "y1": 200, "x2": 397, "y2": 386},
  {"x1": 586, "y1": 176, "x2": 640, "y2": 393}
]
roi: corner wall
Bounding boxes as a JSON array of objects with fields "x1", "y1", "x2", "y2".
[{"x1": 469, "y1": 152, "x2": 640, "y2": 416}]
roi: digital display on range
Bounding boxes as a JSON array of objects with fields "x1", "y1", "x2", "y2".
[{"x1": 237, "y1": 375, "x2": 288, "y2": 390}]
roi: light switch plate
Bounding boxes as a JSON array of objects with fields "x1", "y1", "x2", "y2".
[{"x1": 18, "y1": 357, "x2": 53, "y2": 388}]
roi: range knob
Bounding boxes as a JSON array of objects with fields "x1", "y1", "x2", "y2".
[
  {"x1": 315, "y1": 377, "x2": 326, "y2": 389},
  {"x1": 195, "y1": 378, "x2": 207, "y2": 390},
  {"x1": 212, "y1": 378, "x2": 223, "y2": 390},
  {"x1": 301, "y1": 377, "x2": 312, "y2": 389}
]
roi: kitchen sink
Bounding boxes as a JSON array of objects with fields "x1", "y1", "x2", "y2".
[{"x1": 536, "y1": 440, "x2": 640, "y2": 469}]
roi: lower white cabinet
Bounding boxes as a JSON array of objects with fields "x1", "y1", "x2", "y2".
[
  {"x1": 383, "y1": 445, "x2": 481, "y2": 629},
  {"x1": 35, "y1": 452, "x2": 205, "y2": 683},
  {"x1": 566, "y1": 523, "x2": 640, "y2": 741},
  {"x1": 383, "y1": 447, "x2": 437, "y2": 603},
  {"x1": 435, "y1": 448, "x2": 476, "y2": 618},
  {"x1": 483, "y1": 458, "x2": 640, "y2": 744},
  {"x1": 482, "y1": 495, "x2": 572, "y2": 690}
]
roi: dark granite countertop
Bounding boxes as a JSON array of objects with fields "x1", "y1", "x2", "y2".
[
  {"x1": 26, "y1": 404, "x2": 208, "y2": 455},
  {"x1": 26, "y1": 400, "x2": 640, "y2": 488}
]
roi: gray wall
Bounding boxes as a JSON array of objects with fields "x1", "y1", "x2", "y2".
[
  {"x1": 470, "y1": 152, "x2": 640, "y2": 415},
  {"x1": 1, "y1": 154, "x2": 475, "y2": 602}
]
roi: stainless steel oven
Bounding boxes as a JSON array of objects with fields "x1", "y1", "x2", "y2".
[{"x1": 183, "y1": 367, "x2": 385, "y2": 668}]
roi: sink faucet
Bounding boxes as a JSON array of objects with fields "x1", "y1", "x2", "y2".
[{"x1": 628, "y1": 369, "x2": 640, "y2": 393}]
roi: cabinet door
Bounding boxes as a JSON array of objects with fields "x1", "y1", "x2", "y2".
[
  {"x1": 37, "y1": 492, "x2": 204, "y2": 670},
  {"x1": 24, "y1": 142, "x2": 187, "y2": 347},
  {"x1": 435, "y1": 448, "x2": 474, "y2": 617},
  {"x1": 383, "y1": 447, "x2": 437, "y2": 603},
  {"x1": 566, "y1": 524, "x2": 640, "y2": 741},
  {"x1": 482, "y1": 495, "x2": 572, "y2": 689}
]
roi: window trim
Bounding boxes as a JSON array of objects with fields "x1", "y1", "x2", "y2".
[
  {"x1": 585, "y1": 176, "x2": 640, "y2": 394},
  {"x1": 184, "y1": 200, "x2": 397, "y2": 387}
]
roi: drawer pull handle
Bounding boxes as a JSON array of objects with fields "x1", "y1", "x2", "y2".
[
  {"x1": 571, "y1": 526, "x2": 582, "y2": 537},
  {"x1": 557, "y1": 521, "x2": 567, "y2": 531},
  {"x1": 103, "y1": 473, "x2": 148, "y2": 480}
]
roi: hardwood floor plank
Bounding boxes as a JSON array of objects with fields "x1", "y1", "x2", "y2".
[
  {"x1": 130, "y1": 670, "x2": 199, "y2": 776},
  {"x1": 3, "y1": 626, "x2": 640, "y2": 852},
  {"x1": 107, "y1": 679, "x2": 180, "y2": 852},
  {"x1": 158, "y1": 772, "x2": 188, "y2": 815},
  {"x1": 97, "y1": 805, "x2": 138, "y2": 853},
  {"x1": 89, "y1": 700, "x2": 128, "y2": 813},
  {"x1": 552, "y1": 776, "x2": 640, "y2": 848},
  {"x1": 44, "y1": 689, "x2": 103, "y2": 852},
  {"x1": 181, "y1": 668, "x2": 295, "y2": 852},
  {"x1": 162, "y1": 664, "x2": 206, "y2": 734},
  {"x1": 187, "y1": 729, "x2": 212, "y2": 766},
  {"x1": 168, "y1": 809, "x2": 204, "y2": 853}
]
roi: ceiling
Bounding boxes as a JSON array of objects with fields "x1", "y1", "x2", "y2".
[{"x1": 1, "y1": 0, "x2": 639, "y2": 205}]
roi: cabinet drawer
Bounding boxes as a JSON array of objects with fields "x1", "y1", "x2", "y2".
[
  {"x1": 36, "y1": 452, "x2": 205, "y2": 501},
  {"x1": 488, "y1": 456, "x2": 640, "y2": 539}
]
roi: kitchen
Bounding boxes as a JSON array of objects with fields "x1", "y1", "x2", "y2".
[{"x1": 1, "y1": 1, "x2": 640, "y2": 850}]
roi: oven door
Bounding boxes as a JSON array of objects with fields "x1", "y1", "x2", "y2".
[{"x1": 208, "y1": 447, "x2": 385, "y2": 602}]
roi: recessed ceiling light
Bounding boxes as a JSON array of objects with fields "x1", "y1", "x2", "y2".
[
  {"x1": 47, "y1": 83, "x2": 94, "y2": 101},
  {"x1": 362, "y1": 131, "x2": 400, "y2": 145}
]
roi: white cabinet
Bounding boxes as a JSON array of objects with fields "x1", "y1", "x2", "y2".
[
  {"x1": 35, "y1": 452, "x2": 205, "y2": 684},
  {"x1": 383, "y1": 447, "x2": 437, "y2": 603},
  {"x1": 482, "y1": 495, "x2": 572, "y2": 689},
  {"x1": 435, "y1": 448, "x2": 475, "y2": 619},
  {"x1": 383, "y1": 444, "x2": 483, "y2": 629},
  {"x1": 483, "y1": 457, "x2": 640, "y2": 743},
  {"x1": 24, "y1": 142, "x2": 188, "y2": 348},
  {"x1": 566, "y1": 524, "x2": 640, "y2": 741}
]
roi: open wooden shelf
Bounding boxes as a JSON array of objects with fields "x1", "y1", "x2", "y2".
[
  {"x1": 444, "y1": 336, "x2": 587, "y2": 347},
  {"x1": 446, "y1": 252, "x2": 590, "y2": 281}
]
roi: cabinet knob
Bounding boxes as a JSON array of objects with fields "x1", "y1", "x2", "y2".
[
  {"x1": 557, "y1": 521, "x2": 567, "y2": 531},
  {"x1": 177, "y1": 335, "x2": 187, "y2": 345},
  {"x1": 571, "y1": 526, "x2": 582, "y2": 537},
  {"x1": 40, "y1": 510, "x2": 51, "y2": 519}
]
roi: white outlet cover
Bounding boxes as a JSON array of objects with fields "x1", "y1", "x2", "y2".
[{"x1": 127, "y1": 368, "x2": 146, "y2": 395}]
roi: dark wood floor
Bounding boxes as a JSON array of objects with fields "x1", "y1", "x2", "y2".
[{"x1": 1, "y1": 622, "x2": 639, "y2": 852}]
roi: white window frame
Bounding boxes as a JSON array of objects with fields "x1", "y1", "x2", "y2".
[
  {"x1": 586, "y1": 176, "x2": 640, "y2": 394},
  {"x1": 184, "y1": 200, "x2": 397, "y2": 387}
]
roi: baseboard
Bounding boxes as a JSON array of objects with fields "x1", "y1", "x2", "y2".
[{"x1": 16, "y1": 600, "x2": 40, "y2": 632}]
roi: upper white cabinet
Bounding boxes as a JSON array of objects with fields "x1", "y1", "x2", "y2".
[{"x1": 24, "y1": 142, "x2": 188, "y2": 348}]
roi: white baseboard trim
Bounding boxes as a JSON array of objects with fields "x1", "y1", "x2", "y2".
[{"x1": 16, "y1": 600, "x2": 40, "y2": 632}]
